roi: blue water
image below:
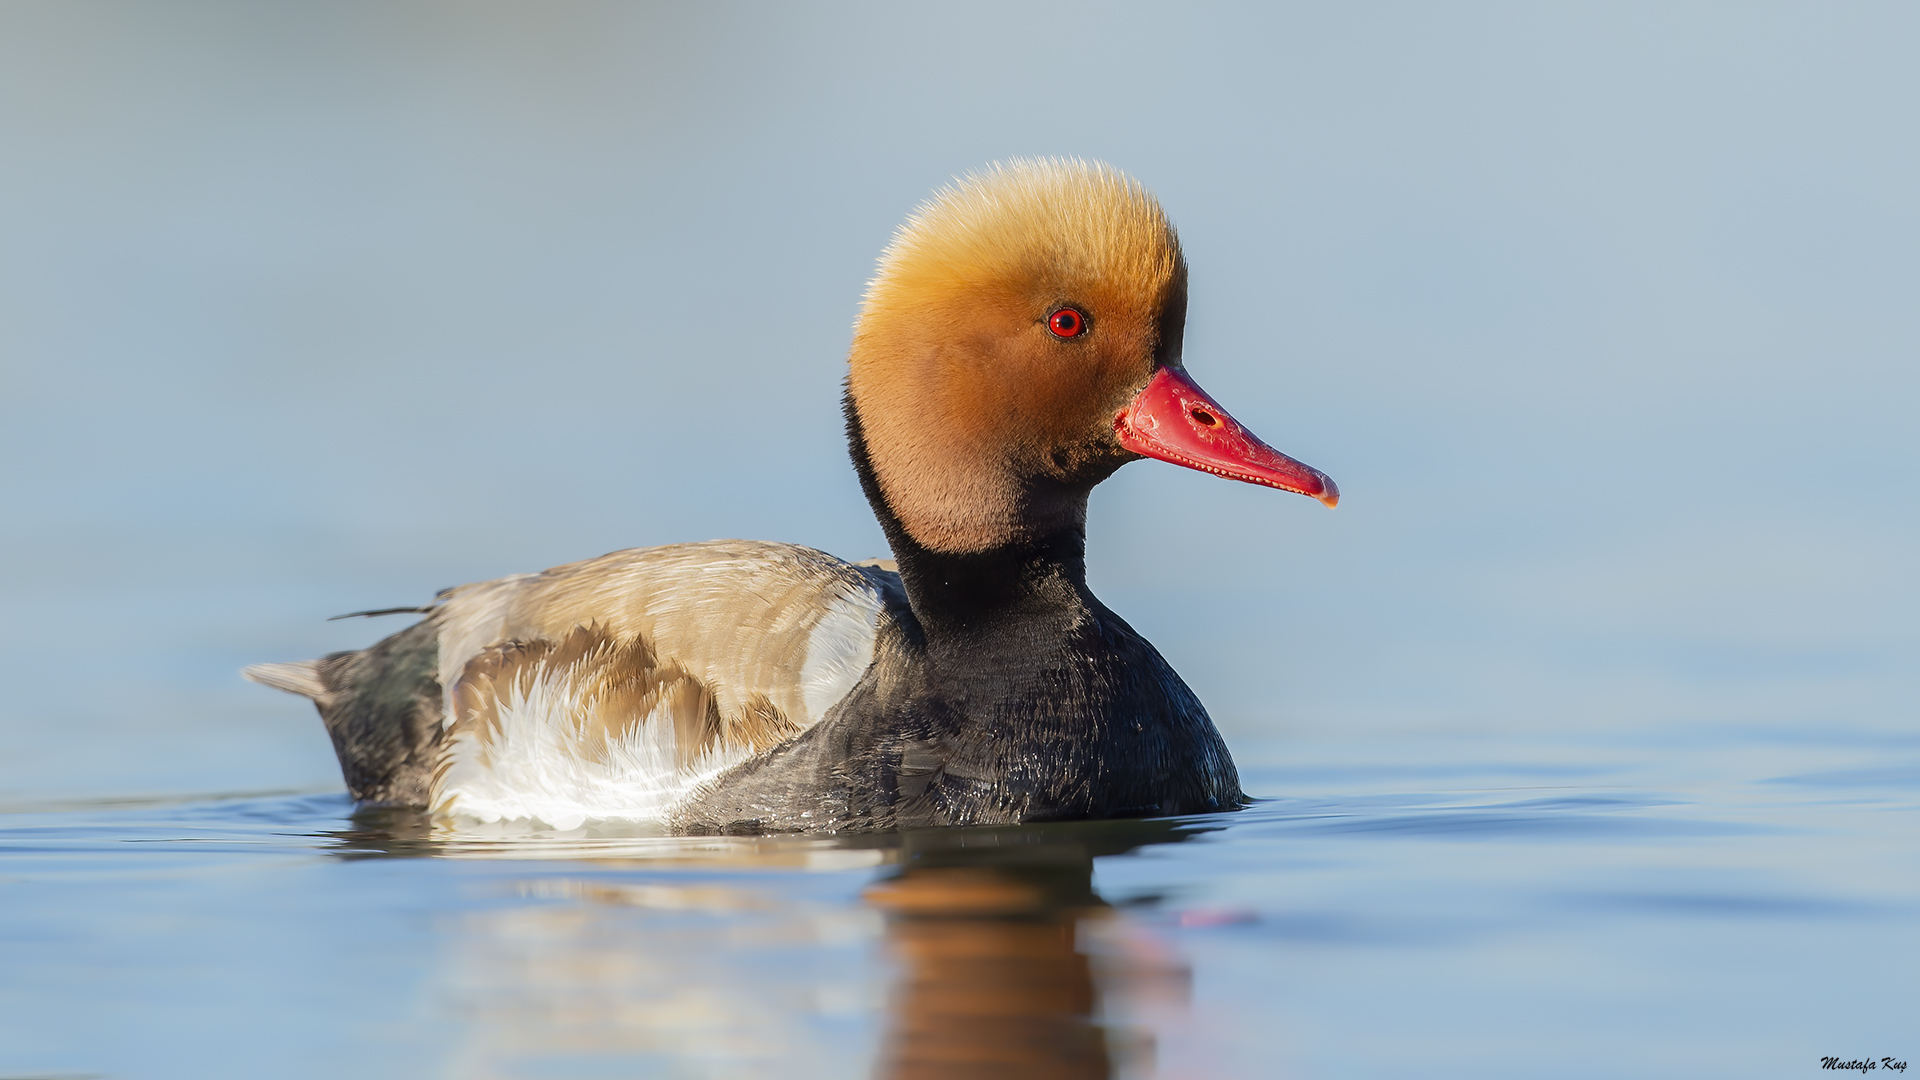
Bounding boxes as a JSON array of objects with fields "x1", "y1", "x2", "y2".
[{"x1": 5, "y1": 730, "x2": 1912, "y2": 1078}]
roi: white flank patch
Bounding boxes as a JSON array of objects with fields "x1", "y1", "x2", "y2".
[
  {"x1": 433, "y1": 662, "x2": 753, "y2": 832},
  {"x1": 798, "y1": 590, "x2": 884, "y2": 725}
]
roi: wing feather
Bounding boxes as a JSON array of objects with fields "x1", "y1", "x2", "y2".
[{"x1": 427, "y1": 540, "x2": 899, "y2": 826}]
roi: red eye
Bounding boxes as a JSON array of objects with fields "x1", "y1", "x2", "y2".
[{"x1": 1047, "y1": 308, "x2": 1086, "y2": 338}]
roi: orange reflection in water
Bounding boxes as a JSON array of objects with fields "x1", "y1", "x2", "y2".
[
  {"x1": 329, "y1": 813, "x2": 1205, "y2": 1078},
  {"x1": 866, "y1": 840, "x2": 1193, "y2": 1080}
]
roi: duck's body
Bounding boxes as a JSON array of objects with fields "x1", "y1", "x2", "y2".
[{"x1": 248, "y1": 160, "x2": 1334, "y2": 833}]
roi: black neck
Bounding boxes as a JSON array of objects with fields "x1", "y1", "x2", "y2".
[{"x1": 844, "y1": 392, "x2": 1095, "y2": 647}]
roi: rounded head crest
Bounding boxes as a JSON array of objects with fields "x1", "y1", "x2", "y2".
[
  {"x1": 860, "y1": 159, "x2": 1183, "y2": 330},
  {"x1": 848, "y1": 160, "x2": 1189, "y2": 555}
]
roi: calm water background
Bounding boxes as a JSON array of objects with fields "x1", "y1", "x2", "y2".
[{"x1": 1, "y1": 3, "x2": 1914, "y2": 1077}]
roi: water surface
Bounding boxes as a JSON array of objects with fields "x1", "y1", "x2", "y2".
[{"x1": 5, "y1": 730, "x2": 1911, "y2": 1079}]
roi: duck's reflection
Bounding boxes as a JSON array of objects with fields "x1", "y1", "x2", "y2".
[
  {"x1": 327, "y1": 813, "x2": 1211, "y2": 1078},
  {"x1": 868, "y1": 844, "x2": 1114, "y2": 1078}
]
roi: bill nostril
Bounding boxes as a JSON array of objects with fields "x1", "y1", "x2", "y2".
[{"x1": 1190, "y1": 407, "x2": 1219, "y2": 427}]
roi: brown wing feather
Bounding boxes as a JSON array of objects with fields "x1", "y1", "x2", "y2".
[
  {"x1": 248, "y1": 540, "x2": 897, "y2": 817},
  {"x1": 435, "y1": 540, "x2": 892, "y2": 760},
  {"x1": 448, "y1": 622, "x2": 807, "y2": 770}
]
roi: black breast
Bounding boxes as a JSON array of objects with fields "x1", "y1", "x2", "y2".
[{"x1": 673, "y1": 597, "x2": 1245, "y2": 834}]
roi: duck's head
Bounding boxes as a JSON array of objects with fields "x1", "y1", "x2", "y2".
[{"x1": 847, "y1": 159, "x2": 1337, "y2": 557}]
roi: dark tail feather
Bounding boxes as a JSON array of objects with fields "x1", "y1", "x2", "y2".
[
  {"x1": 327, "y1": 605, "x2": 438, "y2": 621},
  {"x1": 244, "y1": 618, "x2": 445, "y2": 808}
]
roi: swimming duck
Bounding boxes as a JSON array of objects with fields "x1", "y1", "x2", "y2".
[{"x1": 246, "y1": 159, "x2": 1337, "y2": 833}]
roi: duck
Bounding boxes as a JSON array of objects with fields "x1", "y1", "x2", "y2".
[{"x1": 245, "y1": 159, "x2": 1337, "y2": 833}]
